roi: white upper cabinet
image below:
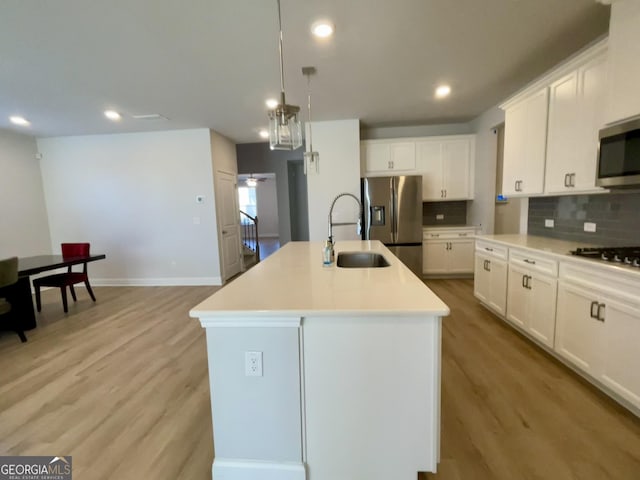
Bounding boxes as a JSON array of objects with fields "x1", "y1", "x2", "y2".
[
  {"x1": 502, "y1": 87, "x2": 549, "y2": 196},
  {"x1": 415, "y1": 135, "x2": 475, "y2": 201},
  {"x1": 361, "y1": 141, "x2": 415, "y2": 173},
  {"x1": 605, "y1": 0, "x2": 640, "y2": 125},
  {"x1": 545, "y1": 49, "x2": 607, "y2": 194},
  {"x1": 362, "y1": 135, "x2": 475, "y2": 201}
]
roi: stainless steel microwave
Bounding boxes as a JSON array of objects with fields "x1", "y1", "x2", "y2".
[{"x1": 597, "y1": 118, "x2": 640, "y2": 188}]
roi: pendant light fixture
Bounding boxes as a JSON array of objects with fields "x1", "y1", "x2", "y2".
[
  {"x1": 302, "y1": 66, "x2": 319, "y2": 174},
  {"x1": 268, "y1": 0, "x2": 302, "y2": 151}
]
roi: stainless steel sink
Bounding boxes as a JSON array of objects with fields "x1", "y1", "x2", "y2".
[{"x1": 336, "y1": 252, "x2": 390, "y2": 268}]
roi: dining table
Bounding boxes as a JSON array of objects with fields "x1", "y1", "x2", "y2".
[{"x1": 1, "y1": 253, "x2": 106, "y2": 331}]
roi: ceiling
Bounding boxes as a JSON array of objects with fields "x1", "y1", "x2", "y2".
[{"x1": 0, "y1": 0, "x2": 610, "y2": 144}]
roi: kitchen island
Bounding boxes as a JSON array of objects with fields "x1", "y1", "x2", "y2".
[{"x1": 190, "y1": 240, "x2": 449, "y2": 480}]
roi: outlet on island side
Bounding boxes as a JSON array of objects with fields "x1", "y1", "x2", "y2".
[{"x1": 245, "y1": 351, "x2": 263, "y2": 377}]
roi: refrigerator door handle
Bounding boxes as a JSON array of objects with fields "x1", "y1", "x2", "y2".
[{"x1": 391, "y1": 177, "x2": 398, "y2": 243}]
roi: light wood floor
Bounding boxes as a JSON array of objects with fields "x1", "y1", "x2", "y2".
[
  {"x1": 423, "y1": 279, "x2": 640, "y2": 480},
  {"x1": 0, "y1": 286, "x2": 217, "y2": 479},
  {"x1": 1, "y1": 281, "x2": 639, "y2": 479}
]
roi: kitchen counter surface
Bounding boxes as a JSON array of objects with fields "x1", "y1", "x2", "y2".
[
  {"x1": 190, "y1": 240, "x2": 449, "y2": 318},
  {"x1": 477, "y1": 234, "x2": 640, "y2": 278}
]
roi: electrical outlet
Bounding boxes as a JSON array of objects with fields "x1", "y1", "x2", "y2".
[
  {"x1": 436, "y1": 214, "x2": 444, "y2": 220},
  {"x1": 245, "y1": 351, "x2": 263, "y2": 377},
  {"x1": 584, "y1": 222, "x2": 596, "y2": 233},
  {"x1": 545, "y1": 219, "x2": 554, "y2": 228}
]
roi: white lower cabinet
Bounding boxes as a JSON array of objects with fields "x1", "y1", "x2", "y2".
[
  {"x1": 474, "y1": 253, "x2": 507, "y2": 316},
  {"x1": 507, "y1": 264, "x2": 557, "y2": 348},
  {"x1": 423, "y1": 239, "x2": 474, "y2": 275},
  {"x1": 555, "y1": 280, "x2": 640, "y2": 409}
]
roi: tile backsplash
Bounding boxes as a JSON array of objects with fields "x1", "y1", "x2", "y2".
[
  {"x1": 528, "y1": 191, "x2": 640, "y2": 246},
  {"x1": 423, "y1": 201, "x2": 468, "y2": 226}
]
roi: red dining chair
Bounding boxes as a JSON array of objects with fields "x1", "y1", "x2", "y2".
[{"x1": 33, "y1": 243, "x2": 97, "y2": 313}]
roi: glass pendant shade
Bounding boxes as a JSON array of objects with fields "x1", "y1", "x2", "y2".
[{"x1": 268, "y1": 104, "x2": 302, "y2": 150}]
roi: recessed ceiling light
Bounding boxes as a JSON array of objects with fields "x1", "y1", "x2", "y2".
[
  {"x1": 104, "y1": 110, "x2": 122, "y2": 121},
  {"x1": 10, "y1": 116, "x2": 30, "y2": 126},
  {"x1": 311, "y1": 21, "x2": 335, "y2": 38},
  {"x1": 265, "y1": 98, "x2": 278, "y2": 109},
  {"x1": 435, "y1": 85, "x2": 451, "y2": 99},
  {"x1": 259, "y1": 129, "x2": 269, "y2": 139}
]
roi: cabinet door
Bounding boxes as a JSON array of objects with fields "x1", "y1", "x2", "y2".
[
  {"x1": 423, "y1": 240, "x2": 448, "y2": 274},
  {"x1": 555, "y1": 282, "x2": 603, "y2": 376},
  {"x1": 522, "y1": 88, "x2": 549, "y2": 195},
  {"x1": 474, "y1": 254, "x2": 491, "y2": 304},
  {"x1": 442, "y1": 140, "x2": 470, "y2": 200},
  {"x1": 488, "y1": 258, "x2": 508, "y2": 316},
  {"x1": 417, "y1": 141, "x2": 443, "y2": 200},
  {"x1": 389, "y1": 142, "x2": 416, "y2": 171},
  {"x1": 545, "y1": 71, "x2": 579, "y2": 194},
  {"x1": 605, "y1": 0, "x2": 640, "y2": 125},
  {"x1": 502, "y1": 101, "x2": 527, "y2": 196},
  {"x1": 448, "y1": 239, "x2": 475, "y2": 274},
  {"x1": 599, "y1": 296, "x2": 640, "y2": 408},
  {"x1": 528, "y1": 273, "x2": 557, "y2": 348},
  {"x1": 507, "y1": 264, "x2": 529, "y2": 329},
  {"x1": 572, "y1": 54, "x2": 606, "y2": 192},
  {"x1": 364, "y1": 143, "x2": 391, "y2": 172}
]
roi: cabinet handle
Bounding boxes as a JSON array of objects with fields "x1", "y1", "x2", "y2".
[
  {"x1": 597, "y1": 303, "x2": 605, "y2": 322},
  {"x1": 449, "y1": 242, "x2": 452, "y2": 250},
  {"x1": 570, "y1": 173, "x2": 576, "y2": 187},
  {"x1": 564, "y1": 173, "x2": 570, "y2": 187},
  {"x1": 459, "y1": 233, "x2": 468, "y2": 237},
  {"x1": 486, "y1": 260, "x2": 491, "y2": 272},
  {"x1": 524, "y1": 259, "x2": 536, "y2": 265},
  {"x1": 526, "y1": 275, "x2": 532, "y2": 290},
  {"x1": 485, "y1": 247, "x2": 493, "y2": 252},
  {"x1": 522, "y1": 274, "x2": 527, "y2": 289},
  {"x1": 590, "y1": 301, "x2": 598, "y2": 319},
  {"x1": 444, "y1": 189, "x2": 447, "y2": 198},
  {"x1": 431, "y1": 233, "x2": 440, "y2": 237}
]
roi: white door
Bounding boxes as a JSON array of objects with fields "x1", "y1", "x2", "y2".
[
  {"x1": 217, "y1": 171, "x2": 241, "y2": 281},
  {"x1": 528, "y1": 273, "x2": 557, "y2": 348},
  {"x1": 555, "y1": 282, "x2": 603, "y2": 375},
  {"x1": 389, "y1": 142, "x2": 416, "y2": 170},
  {"x1": 522, "y1": 88, "x2": 549, "y2": 195},
  {"x1": 416, "y1": 141, "x2": 443, "y2": 200},
  {"x1": 448, "y1": 240, "x2": 475, "y2": 274},
  {"x1": 364, "y1": 143, "x2": 391, "y2": 173},
  {"x1": 474, "y1": 254, "x2": 491, "y2": 304},
  {"x1": 442, "y1": 140, "x2": 470, "y2": 200},
  {"x1": 423, "y1": 241, "x2": 448, "y2": 274}
]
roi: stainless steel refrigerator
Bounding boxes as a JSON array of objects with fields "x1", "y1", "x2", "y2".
[{"x1": 361, "y1": 176, "x2": 423, "y2": 277}]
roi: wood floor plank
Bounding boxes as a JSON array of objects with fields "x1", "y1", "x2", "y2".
[{"x1": 1, "y1": 280, "x2": 639, "y2": 480}]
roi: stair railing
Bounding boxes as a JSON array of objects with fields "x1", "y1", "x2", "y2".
[{"x1": 239, "y1": 210, "x2": 260, "y2": 262}]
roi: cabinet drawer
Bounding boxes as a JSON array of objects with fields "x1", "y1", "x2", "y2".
[
  {"x1": 510, "y1": 249, "x2": 558, "y2": 277},
  {"x1": 475, "y1": 240, "x2": 508, "y2": 260},
  {"x1": 423, "y1": 228, "x2": 476, "y2": 240}
]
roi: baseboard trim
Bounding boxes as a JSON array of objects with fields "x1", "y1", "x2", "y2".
[
  {"x1": 90, "y1": 277, "x2": 222, "y2": 286},
  {"x1": 212, "y1": 459, "x2": 306, "y2": 480}
]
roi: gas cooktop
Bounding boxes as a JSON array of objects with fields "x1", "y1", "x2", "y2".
[{"x1": 570, "y1": 247, "x2": 640, "y2": 268}]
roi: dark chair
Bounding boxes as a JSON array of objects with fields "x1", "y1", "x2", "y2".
[
  {"x1": 0, "y1": 257, "x2": 27, "y2": 342},
  {"x1": 33, "y1": 243, "x2": 97, "y2": 313}
]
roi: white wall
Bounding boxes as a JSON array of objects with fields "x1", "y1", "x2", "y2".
[
  {"x1": 37, "y1": 128, "x2": 221, "y2": 285},
  {"x1": 255, "y1": 177, "x2": 279, "y2": 237},
  {"x1": 0, "y1": 129, "x2": 52, "y2": 258},
  {"x1": 361, "y1": 122, "x2": 473, "y2": 140},
  {"x1": 306, "y1": 119, "x2": 361, "y2": 242},
  {"x1": 468, "y1": 106, "x2": 505, "y2": 234}
]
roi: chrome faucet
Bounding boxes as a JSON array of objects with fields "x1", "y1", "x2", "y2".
[{"x1": 328, "y1": 193, "x2": 363, "y2": 249}]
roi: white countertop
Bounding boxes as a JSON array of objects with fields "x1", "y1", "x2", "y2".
[
  {"x1": 476, "y1": 234, "x2": 640, "y2": 278},
  {"x1": 190, "y1": 240, "x2": 450, "y2": 318}
]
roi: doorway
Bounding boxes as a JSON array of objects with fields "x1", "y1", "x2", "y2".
[
  {"x1": 288, "y1": 160, "x2": 309, "y2": 241},
  {"x1": 238, "y1": 173, "x2": 281, "y2": 260}
]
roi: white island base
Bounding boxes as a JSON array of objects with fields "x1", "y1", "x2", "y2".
[{"x1": 190, "y1": 241, "x2": 449, "y2": 480}]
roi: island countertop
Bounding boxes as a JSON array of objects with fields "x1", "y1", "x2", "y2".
[{"x1": 190, "y1": 240, "x2": 450, "y2": 318}]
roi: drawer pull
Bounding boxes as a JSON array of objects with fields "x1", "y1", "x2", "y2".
[
  {"x1": 523, "y1": 259, "x2": 536, "y2": 265},
  {"x1": 458, "y1": 233, "x2": 468, "y2": 237},
  {"x1": 485, "y1": 247, "x2": 493, "y2": 252},
  {"x1": 590, "y1": 301, "x2": 598, "y2": 319}
]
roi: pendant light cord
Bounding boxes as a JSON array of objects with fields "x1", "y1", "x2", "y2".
[
  {"x1": 306, "y1": 73, "x2": 313, "y2": 152},
  {"x1": 277, "y1": 0, "x2": 286, "y2": 104}
]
